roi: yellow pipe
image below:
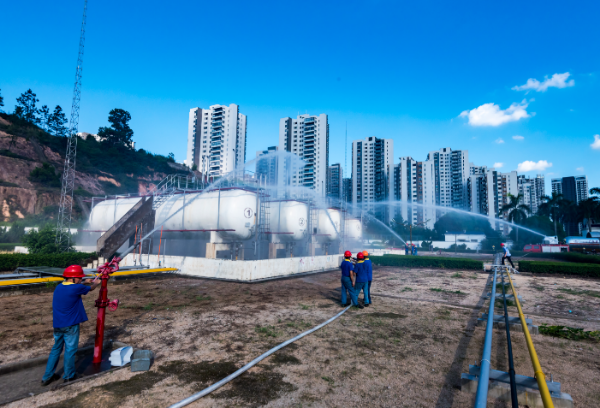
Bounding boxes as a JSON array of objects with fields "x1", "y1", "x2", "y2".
[
  {"x1": 0, "y1": 268, "x2": 178, "y2": 287},
  {"x1": 505, "y1": 269, "x2": 555, "y2": 408},
  {"x1": 0, "y1": 277, "x2": 64, "y2": 287}
]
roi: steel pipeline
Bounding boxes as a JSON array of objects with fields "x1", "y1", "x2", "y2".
[
  {"x1": 474, "y1": 256, "x2": 499, "y2": 407},
  {"x1": 505, "y1": 269, "x2": 555, "y2": 408},
  {"x1": 167, "y1": 305, "x2": 352, "y2": 408},
  {"x1": 501, "y1": 272, "x2": 519, "y2": 408}
]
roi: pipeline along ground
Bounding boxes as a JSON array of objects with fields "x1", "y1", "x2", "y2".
[{"x1": 1, "y1": 264, "x2": 600, "y2": 407}]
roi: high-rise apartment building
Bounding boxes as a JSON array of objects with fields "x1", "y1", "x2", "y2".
[
  {"x1": 256, "y1": 146, "x2": 278, "y2": 186},
  {"x1": 468, "y1": 167, "x2": 518, "y2": 229},
  {"x1": 393, "y1": 157, "x2": 435, "y2": 228},
  {"x1": 427, "y1": 148, "x2": 469, "y2": 210},
  {"x1": 278, "y1": 114, "x2": 329, "y2": 196},
  {"x1": 327, "y1": 164, "x2": 343, "y2": 201},
  {"x1": 552, "y1": 175, "x2": 588, "y2": 235},
  {"x1": 343, "y1": 178, "x2": 352, "y2": 203},
  {"x1": 186, "y1": 104, "x2": 247, "y2": 176},
  {"x1": 517, "y1": 174, "x2": 545, "y2": 214},
  {"x1": 352, "y1": 137, "x2": 394, "y2": 221},
  {"x1": 552, "y1": 176, "x2": 588, "y2": 204}
]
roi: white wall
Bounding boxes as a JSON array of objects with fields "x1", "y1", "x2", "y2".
[{"x1": 121, "y1": 253, "x2": 343, "y2": 281}]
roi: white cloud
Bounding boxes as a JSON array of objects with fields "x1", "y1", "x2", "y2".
[
  {"x1": 460, "y1": 100, "x2": 531, "y2": 126},
  {"x1": 517, "y1": 160, "x2": 553, "y2": 172},
  {"x1": 512, "y1": 72, "x2": 575, "y2": 92},
  {"x1": 576, "y1": 167, "x2": 585, "y2": 172},
  {"x1": 495, "y1": 138, "x2": 505, "y2": 144},
  {"x1": 591, "y1": 134, "x2": 600, "y2": 150},
  {"x1": 493, "y1": 162, "x2": 504, "y2": 168},
  {"x1": 512, "y1": 135, "x2": 524, "y2": 141}
]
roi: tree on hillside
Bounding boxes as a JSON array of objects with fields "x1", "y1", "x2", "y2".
[
  {"x1": 500, "y1": 193, "x2": 530, "y2": 242},
  {"x1": 98, "y1": 109, "x2": 134, "y2": 148},
  {"x1": 14, "y1": 89, "x2": 40, "y2": 123},
  {"x1": 39, "y1": 105, "x2": 51, "y2": 131},
  {"x1": 539, "y1": 192, "x2": 569, "y2": 237},
  {"x1": 0, "y1": 88, "x2": 4, "y2": 112},
  {"x1": 49, "y1": 105, "x2": 68, "y2": 137}
]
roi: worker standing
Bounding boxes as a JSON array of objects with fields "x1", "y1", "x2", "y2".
[
  {"x1": 354, "y1": 252, "x2": 369, "y2": 307},
  {"x1": 362, "y1": 250, "x2": 373, "y2": 306},
  {"x1": 41, "y1": 265, "x2": 100, "y2": 386},
  {"x1": 340, "y1": 251, "x2": 360, "y2": 308},
  {"x1": 501, "y1": 243, "x2": 515, "y2": 268}
]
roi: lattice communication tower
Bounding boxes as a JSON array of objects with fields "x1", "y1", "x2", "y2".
[{"x1": 56, "y1": 0, "x2": 88, "y2": 250}]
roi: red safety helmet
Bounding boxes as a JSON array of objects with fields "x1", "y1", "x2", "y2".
[
  {"x1": 501, "y1": 243, "x2": 505, "y2": 247},
  {"x1": 357, "y1": 252, "x2": 365, "y2": 260},
  {"x1": 63, "y1": 265, "x2": 85, "y2": 278},
  {"x1": 344, "y1": 250, "x2": 352, "y2": 258}
]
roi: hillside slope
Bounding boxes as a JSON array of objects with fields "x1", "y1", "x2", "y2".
[{"x1": 0, "y1": 113, "x2": 189, "y2": 224}]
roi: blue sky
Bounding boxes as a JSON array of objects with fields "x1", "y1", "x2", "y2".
[{"x1": 2, "y1": 0, "x2": 599, "y2": 192}]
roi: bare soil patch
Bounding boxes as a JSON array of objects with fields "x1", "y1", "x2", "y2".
[{"x1": 1, "y1": 267, "x2": 599, "y2": 407}]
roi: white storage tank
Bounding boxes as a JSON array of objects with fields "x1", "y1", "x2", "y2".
[
  {"x1": 88, "y1": 197, "x2": 142, "y2": 232},
  {"x1": 315, "y1": 208, "x2": 341, "y2": 242},
  {"x1": 268, "y1": 200, "x2": 308, "y2": 242},
  {"x1": 344, "y1": 218, "x2": 362, "y2": 240},
  {"x1": 155, "y1": 188, "x2": 257, "y2": 241}
]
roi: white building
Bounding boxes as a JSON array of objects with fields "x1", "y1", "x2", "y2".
[
  {"x1": 468, "y1": 167, "x2": 518, "y2": 230},
  {"x1": 327, "y1": 163, "x2": 343, "y2": 201},
  {"x1": 256, "y1": 146, "x2": 278, "y2": 186},
  {"x1": 186, "y1": 104, "x2": 247, "y2": 176},
  {"x1": 393, "y1": 157, "x2": 435, "y2": 228},
  {"x1": 278, "y1": 114, "x2": 329, "y2": 197},
  {"x1": 427, "y1": 148, "x2": 469, "y2": 210},
  {"x1": 431, "y1": 232, "x2": 486, "y2": 250},
  {"x1": 352, "y1": 137, "x2": 394, "y2": 221},
  {"x1": 518, "y1": 174, "x2": 545, "y2": 214}
]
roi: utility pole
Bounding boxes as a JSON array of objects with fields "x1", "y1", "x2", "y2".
[{"x1": 56, "y1": 0, "x2": 88, "y2": 250}]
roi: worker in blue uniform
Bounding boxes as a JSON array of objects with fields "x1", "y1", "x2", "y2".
[
  {"x1": 362, "y1": 250, "x2": 373, "y2": 306},
  {"x1": 340, "y1": 251, "x2": 361, "y2": 308},
  {"x1": 354, "y1": 252, "x2": 369, "y2": 306},
  {"x1": 41, "y1": 265, "x2": 100, "y2": 386}
]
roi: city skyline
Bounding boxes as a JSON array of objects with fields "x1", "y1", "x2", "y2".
[{"x1": 1, "y1": 1, "x2": 599, "y2": 190}]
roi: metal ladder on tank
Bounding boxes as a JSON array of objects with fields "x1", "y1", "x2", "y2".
[{"x1": 259, "y1": 188, "x2": 271, "y2": 240}]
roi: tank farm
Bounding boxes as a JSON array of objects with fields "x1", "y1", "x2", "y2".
[{"x1": 1, "y1": 174, "x2": 596, "y2": 408}]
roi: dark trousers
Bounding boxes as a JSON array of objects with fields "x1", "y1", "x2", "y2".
[{"x1": 502, "y1": 256, "x2": 515, "y2": 268}]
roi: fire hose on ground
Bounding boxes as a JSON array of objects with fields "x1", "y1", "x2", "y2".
[{"x1": 167, "y1": 305, "x2": 352, "y2": 408}]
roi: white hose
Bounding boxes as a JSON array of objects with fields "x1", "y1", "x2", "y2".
[{"x1": 167, "y1": 305, "x2": 352, "y2": 408}]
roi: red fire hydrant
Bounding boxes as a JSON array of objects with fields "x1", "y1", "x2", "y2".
[{"x1": 93, "y1": 257, "x2": 121, "y2": 364}]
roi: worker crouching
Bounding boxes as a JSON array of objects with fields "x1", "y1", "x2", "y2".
[
  {"x1": 41, "y1": 265, "x2": 100, "y2": 386},
  {"x1": 340, "y1": 251, "x2": 362, "y2": 308}
]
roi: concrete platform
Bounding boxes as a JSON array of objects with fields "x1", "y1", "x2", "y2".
[{"x1": 120, "y1": 253, "x2": 344, "y2": 282}]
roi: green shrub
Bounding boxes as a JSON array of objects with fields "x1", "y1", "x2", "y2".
[
  {"x1": 22, "y1": 224, "x2": 72, "y2": 254},
  {"x1": 519, "y1": 261, "x2": 600, "y2": 277},
  {"x1": 0, "y1": 252, "x2": 96, "y2": 271},
  {"x1": 371, "y1": 255, "x2": 483, "y2": 270},
  {"x1": 539, "y1": 324, "x2": 600, "y2": 341},
  {"x1": 29, "y1": 162, "x2": 61, "y2": 187}
]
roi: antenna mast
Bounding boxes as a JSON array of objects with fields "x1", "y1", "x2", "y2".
[{"x1": 56, "y1": 0, "x2": 88, "y2": 250}]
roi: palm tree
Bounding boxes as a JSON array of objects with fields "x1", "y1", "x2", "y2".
[
  {"x1": 500, "y1": 193, "x2": 531, "y2": 243},
  {"x1": 539, "y1": 192, "x2": 567, "y2": 237},
  {"x1": 576, "y1": 197, "x2": 600, "y2": 236}
]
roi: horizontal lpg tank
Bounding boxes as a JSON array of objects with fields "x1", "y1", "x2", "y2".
[
  {"x1": 268, "y1": 200, "x2": 308, "y2": 242},
  {"x1": 344, "y1": 218, "x2": 362, "y2": 240},
  {"x1": 88, "y1": 197, "x2": 142, "y2": 231},
  {"x1": 154, "y1": 188, "x2": 257, "y2": 241},
  {"x1": 315, "y1": 208, "x2": 341, "y2": 242}
]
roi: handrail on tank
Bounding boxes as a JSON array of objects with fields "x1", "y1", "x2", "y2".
[
  {"x1": 474, "y1": 258, "x2": 499, "y2": 407},
  {"x1": 505, "y1": 270, "x2": 555, "y2": 408}
]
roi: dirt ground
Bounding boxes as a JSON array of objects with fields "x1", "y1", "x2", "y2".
[{"x1": 1, "y1": 266, "x2": 600, "y2": 408}]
